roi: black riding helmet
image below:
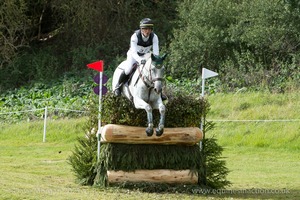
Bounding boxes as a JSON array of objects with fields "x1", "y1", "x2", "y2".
[{"x1": 140, "y1": 18, "x2": 154, "y2": 29}]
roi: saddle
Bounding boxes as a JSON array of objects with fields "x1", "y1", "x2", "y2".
[
  {"x1": 122, "y1": 63, "x2": 138, "y2": 102},
  {"x1": 125, "y1": 63, "x2": 138, "y2": 85}
]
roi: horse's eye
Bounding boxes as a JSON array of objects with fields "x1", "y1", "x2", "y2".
[{"x1": 156, "y1": 64, "x2": 162, "y2": 69}]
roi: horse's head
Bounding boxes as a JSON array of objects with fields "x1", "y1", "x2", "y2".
[
  {"x1": 151, "y1": 53, "x2": 167, "y2": 69},
  {"x1": 148, "y1": 53, "x2": 167, "y2": 94}
]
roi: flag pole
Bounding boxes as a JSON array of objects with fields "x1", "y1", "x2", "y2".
[
  {"x1": 97, "y1": 71, "x2": 103, "y2": 161},
  {"x1": 86, "y1": 60, "x2": 105, "y2": 162},
  {"x1": 200, "y1": 77, "x2": 205, "y2": 150},
  {"x1": 201, "y1": 77, "x2": 205, "y2": 98},
  {"x1": 200, "y1": 68, "x2": 218, "y2": 150}
]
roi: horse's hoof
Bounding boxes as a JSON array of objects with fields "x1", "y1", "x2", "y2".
[
  {"x1": 146, "y1": 128, "x2": 153, "y2": 137},
  {"x1": 156, "y1": 128, "x2": 164, "y2": 137}
]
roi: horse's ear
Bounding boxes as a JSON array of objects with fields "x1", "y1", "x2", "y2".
[
  {"x1": 151, "y1": 53, "x2": 167, "y2": 61},
  {"x1": 162, "y1": 53, "x2": 168, "y2": 60},
  {"x1": 151, "y1": 53, "x2": 156, "y2": 61}
]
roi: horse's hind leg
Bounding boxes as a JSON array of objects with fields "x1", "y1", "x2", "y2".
[{"x1": 156, "y1": 103, "x2": 165, "y2": 136}]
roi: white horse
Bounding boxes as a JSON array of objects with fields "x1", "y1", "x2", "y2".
[{"x1": 112, "y1": 53, "x2": 167, "y2": 136}]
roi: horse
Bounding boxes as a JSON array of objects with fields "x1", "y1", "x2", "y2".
[{"x1": 112, "y1": 53, "x2": 167, "y2": 136}]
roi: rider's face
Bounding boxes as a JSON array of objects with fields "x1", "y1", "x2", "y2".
[{"x1": 141, "y1": 28, "x2": 152, "y2": 37}]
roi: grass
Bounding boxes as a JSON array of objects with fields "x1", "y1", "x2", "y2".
[
  {"x1": 207, "y1": 91, "x2": 300, "y2": 150},
  {"x1": 0, "y1": 91, "x2": 299, "y2": 199},
  {"x1": 205, "y1": 91, "x2": 300, "y2": 199},
  {"x1": 221, "y1": 147, "x2": 299, "y2": 199}
]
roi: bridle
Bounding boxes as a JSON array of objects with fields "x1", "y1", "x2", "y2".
[{"x1": 137, "y1": 60, "x2": 164, "y2": 89}]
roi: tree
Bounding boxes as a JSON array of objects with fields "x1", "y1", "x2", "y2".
[
  {"x1": 0, "y1": 0, "x2": 29, "y2": 68},
  {"x1": 1, "y1": 0, "x2": 178, "y2": 91},
  {"x1": 168, "y1": 0, "x2": 300, "y2": 90},
  {"x1": 168, "y1": 0, "x2": 237, "y2": 78}
]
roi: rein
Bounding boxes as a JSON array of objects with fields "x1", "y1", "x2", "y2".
[{"x1": 136, "y1": 61, "x2": 163, "y2": 89}]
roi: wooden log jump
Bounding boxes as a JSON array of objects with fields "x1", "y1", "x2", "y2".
[
  {"x1": 107, "y1": 169, "x2": 198, "y2": 184},
  {"x1": 101, "y1": 124, "x2": 203, "y2": 145}
]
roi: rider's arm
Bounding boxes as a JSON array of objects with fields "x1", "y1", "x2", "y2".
[
  {"x1": 152, "y1": 34, "x2": 159, "y2": 56},
  {"x1": 130, "y1": 34, "x2": 143, "y2": 62}
]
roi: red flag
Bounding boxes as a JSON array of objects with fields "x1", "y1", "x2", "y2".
[{"x1": 87, "y1": 60, "x2": 104, "y2": 72}]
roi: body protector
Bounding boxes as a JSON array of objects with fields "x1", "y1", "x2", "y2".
[{"x1": 125, "y1": 30, "x2": 159, "y2": 75}]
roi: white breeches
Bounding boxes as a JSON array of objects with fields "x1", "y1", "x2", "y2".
[{"x1": 124, "y1": 52, "x2": 138, "y2": 75}]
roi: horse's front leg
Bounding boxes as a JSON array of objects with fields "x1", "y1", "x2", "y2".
[
  {"x1": 133, "y1": 97, "x2": 154, "y2": 136},
  {"x1": 145, "y1": 105, "x2": 154, "y2": 136},
  {"x1": 156, "y1": 103, "x2": 165, "y2": 137}
]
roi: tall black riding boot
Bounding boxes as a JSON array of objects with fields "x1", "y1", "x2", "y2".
[{"x1": 114, "y1": 71, "x2": 129, "y2": 96}]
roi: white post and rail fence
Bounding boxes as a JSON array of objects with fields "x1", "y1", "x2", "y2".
[
  {"x1": 0, "y1": 107, "x2": 86, "y2": 142},
  {"x1": 1, "y1": 107, "x2": 299, "y2": 143}
]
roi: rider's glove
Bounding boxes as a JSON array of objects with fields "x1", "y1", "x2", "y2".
[{"x1": 140, "y1": 59, "x2": 146, "y2": 65}]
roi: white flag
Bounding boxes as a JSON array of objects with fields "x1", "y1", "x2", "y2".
[{"x1": 202, "y1": 68, "x2": 218, "y2": 79}]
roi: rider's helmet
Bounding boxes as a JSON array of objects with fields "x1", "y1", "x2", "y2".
[{"x1": 140, "y1": 18, "x2": 154, "y2": 29}]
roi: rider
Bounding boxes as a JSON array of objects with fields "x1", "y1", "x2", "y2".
[{"x1": 114, "y1": 18, "x2": 160, "y2": 96}]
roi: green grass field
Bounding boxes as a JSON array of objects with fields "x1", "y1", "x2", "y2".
[{"x1": 0, "y1": 91, "x2": 299, "y2": 199}]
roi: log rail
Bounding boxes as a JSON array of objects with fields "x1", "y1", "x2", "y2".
[
  {"x1": 101, "y1": 124, "x2": 203, "y2": 145},
  {"x1": 107, "y1": 169, "x2": 198, "y2": 184}
]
